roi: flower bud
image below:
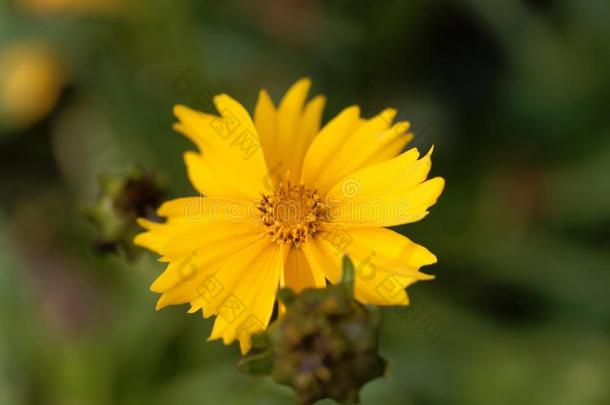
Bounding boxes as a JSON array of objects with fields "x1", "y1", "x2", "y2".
[
  {"x1": 84, "y1": 168, "x2": 165, "y2": 258},
  {"x1": 239, "y1": 256, "x2": 387, "y2": 405}
]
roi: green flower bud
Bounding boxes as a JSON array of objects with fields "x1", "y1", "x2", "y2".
[
  {"x1": 83, "y1": 168, "x2": 165, "y2": 258},
  {"x1": 239, "y1": 256, "x2": 387, "y2": 405}
]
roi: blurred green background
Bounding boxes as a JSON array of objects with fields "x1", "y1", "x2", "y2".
[{"x1": 1, "y1": 0, "x2": 609, "y2": 404}]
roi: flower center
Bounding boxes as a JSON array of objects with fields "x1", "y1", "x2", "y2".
[{"x1": 258, "y1": 183, "x2": 325, "y2": 247}]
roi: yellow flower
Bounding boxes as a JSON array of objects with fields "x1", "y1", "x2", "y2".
[
  {"x1": 135, "y1": 79, "x2": 444, "y2": 353},
  {"x1": 18, "y1": 0, "x2": 123, "y2": 15},
  {"x1": 0, "y1": 42, "x2": 63, "y2": 129}
]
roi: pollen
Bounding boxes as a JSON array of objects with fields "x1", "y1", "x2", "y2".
[{"x1": 258, "y1": 182, "x2": 325, "y2": 247}]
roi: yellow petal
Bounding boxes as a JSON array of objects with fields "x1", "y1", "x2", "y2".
[
  {"x1": 301, "y1": 236, "x2": 343, "y2": 284},
  {"x1": 173, "y1": 100, "x2": 268, "y2": 200},
  {"x1": 275, "y1": 78, "x2": 311, "y2": 182},
  {"x1": 298, "y1": 95, "x2": 326, "y2": 144},
  {"x1": 150, "y1": 231, "x2": 265, "y2": 293},
  {"x1": 292, "y1": 94, "x2": 326, "y2": 181},
  {"x1": 254, "y1": 89, "x2": 278, "y2": 188},
  {"x1": 156, "y1": 196, "x2": 251, "y2": 224},
  {"x1": 206, "y1": 241, "x2": 283, "y2": 353},
  {"x1": 305, "y1": 227, "x2": 435, "y2": 305},
  {"x1": 302, "y1": 108, "x2": 413, "y2": 194},
  {"x1": 284, "y1": 246, "x2": 326, "y2": 293},
  {"x1": 338, "y1": 226, "x2": 437, "y2": 270},
  {"x1": 364, "y1": 123, "x2": 413, "y2": 164},
  {"x1": 181, "y1": 150, "x2": 213, "y2": 196},
  {"x1": 326, "y1": 147, "x2": 445, "y2": 227},
  {"x1": 154, "y1": 236, "x2": 269, "y2": 310},
  {"x1": 134, "y1": 195, "x2": 260, "y2": 259},
  {"x1": 301, "y1": 105, "x2": 361, "y2": 187},
  {"x1": 158, "y1": 222, "x2": 261, "y2": 260},
  {"x1": 311, "y1": 108, "x2": 395, "y2": 193},
  {"x1": 134, "y1": 218, "x2": 191, "y2": 252},
  {"x1": 254, "y1": 78, "x2": 326, "y2": 186}
]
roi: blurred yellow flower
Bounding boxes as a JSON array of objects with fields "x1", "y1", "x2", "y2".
[
  {"x1": 0, "y1": 42, "x2": 63, "y2": 129},
  {"x1": 18, "y1": 0, "x2": 122, "y2": 15},
  {"x1": 135, "y1": 79, "x2": 444, "y2": 353}
]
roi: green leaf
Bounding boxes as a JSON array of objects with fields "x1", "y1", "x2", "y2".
[
  {"x1": 276, "y1": 287, "x2": 296, "y2": 305},
  {"x1": 341, "y1": 255, "x2": 355, "y2": 296},
  {"x1": 237, "y1": 349, "x2": 273, "y2": 377}
]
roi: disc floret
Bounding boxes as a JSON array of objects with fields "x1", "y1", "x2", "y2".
[{"x1": 258, "y1": 182, "x2": 325, "y2": 247}]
